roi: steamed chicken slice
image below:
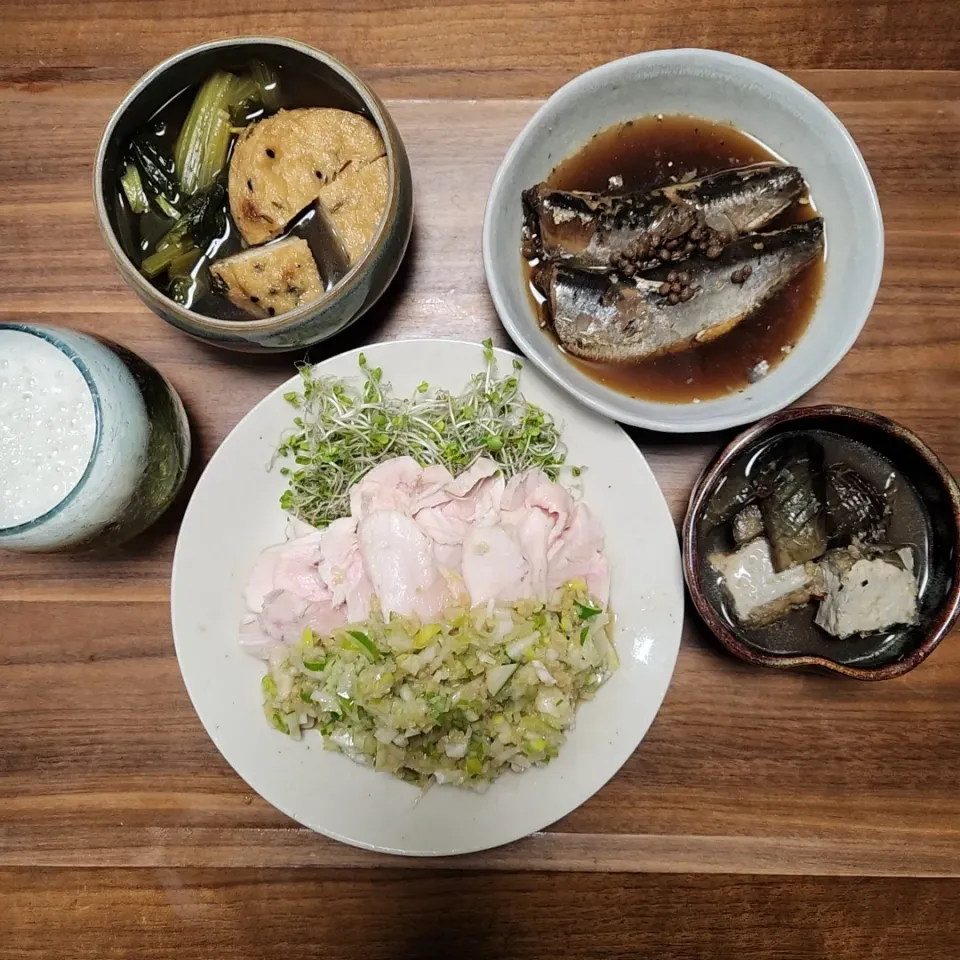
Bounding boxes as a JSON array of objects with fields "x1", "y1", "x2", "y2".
[
  {"x1": 240, "y1": 459, "x2": 612, "y2": 658},
  {"x1": 315, "y1": 516, "x2": 374, "y2": 624},
  {"x1": 546, "y1": 503, "x2": 611, "y2": 605},
  {"x1": 349, "y1": 457, "x2": 453, "y2": 519},
  {"x1": 414, "y1": 459, "x2": 505, "y2": 545},
  {"x1": 243, "y1": 529, "x2": 328, "y2": 611},
  {"x1": 358, "y1": 510, "x2": 457, "y2": 620},
  {"x1": 461, "y1": 524, "x2": 530, "y2": 607}
]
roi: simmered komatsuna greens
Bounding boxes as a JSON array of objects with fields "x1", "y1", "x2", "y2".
[
  {"x1": 262, "y1": 583, "x2": 618, "y2": 788},
  {"x1": 118, "y1": 61, "x2": 282, "y2": 308}
]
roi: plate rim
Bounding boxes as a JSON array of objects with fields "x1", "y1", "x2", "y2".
[{"x1": 170, "y1": 337, "x2": 684, "y2": 855}]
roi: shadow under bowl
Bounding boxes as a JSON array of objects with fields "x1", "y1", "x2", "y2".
[
  {"x1": 94, "y1": 36, "x2": 413, "y2": 353},
  {"x1": 683, "y1": 405, "x2": 960, "y2": 679}
]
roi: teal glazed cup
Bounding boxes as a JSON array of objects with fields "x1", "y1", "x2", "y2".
[{"x1": 0, "y1": 323, "x2": 190, "y2": 552}]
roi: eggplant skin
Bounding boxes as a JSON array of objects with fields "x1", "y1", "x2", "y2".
[{"x1": 759, "y1": 437, "x2": 828, "y2": 572}]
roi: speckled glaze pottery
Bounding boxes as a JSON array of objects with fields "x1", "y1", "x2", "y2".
[
  {"x1": 95, "y1": 37, "x2": 413, "y2": 354},
  {"x1": 0, "y1": 323, "x2": 190, "y2": 553},
  {"x1": 683, "y1": 405, "x2": 960, "y2": 680}
]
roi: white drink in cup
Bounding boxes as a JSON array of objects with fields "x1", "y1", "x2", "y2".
[{"x1": 0, "y1": 324, "x2": 190, "y2": 552}]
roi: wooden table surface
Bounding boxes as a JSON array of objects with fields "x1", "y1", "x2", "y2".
[{"x1": 2, "y1": 2, "x2": 959, "y2": 957}]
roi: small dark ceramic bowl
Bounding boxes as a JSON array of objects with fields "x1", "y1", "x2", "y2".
[
  {"x1": 94, "y1": 37, "x2": 413, "y2": 353},
  {"x1": 683, "y1": 405, "x2": 960, "y2": 680}
]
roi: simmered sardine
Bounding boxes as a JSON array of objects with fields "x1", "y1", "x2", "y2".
[
  {"x1": 538, "y1": 219, "x2": 824, "y2": 363},
  {"x1": 523, "y1": 163, "x2": 807, "y2": 271}
]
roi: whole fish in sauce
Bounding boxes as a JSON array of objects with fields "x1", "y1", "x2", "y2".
[
  {"x1": 523, "y1": 163, "x2": 807, "y2": 271},
  {"x1": 538, "y1": 218, "x2": 824, "y2": 364}
]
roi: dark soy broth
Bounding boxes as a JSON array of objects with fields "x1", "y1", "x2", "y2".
[
  {"x1": 697, "y1": 430, "x2": 932, "y2": 668},
  {"x1": 526, "y1": 114, "x2": 826, "y2": 403},
  {"x1": 113, "y1": 62, "x2": 368, "y2": 320}
]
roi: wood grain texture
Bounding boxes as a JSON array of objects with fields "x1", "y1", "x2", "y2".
[
  {"x1": 2, "y1": 2, "x2": 960, "y2": 953},
  {"x1": 1, "y1": 0, "x2": 958, "y2": 97},
  {"x1": 4, "y1": 869, "x2": 960, "y2": 960},
  {"x1": 2, "y1": 78, "x2": 960, "y2": 879}
]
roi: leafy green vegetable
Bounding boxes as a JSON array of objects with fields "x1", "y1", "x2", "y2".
[
  {"x1": 141, "y1": 225, "x2": 194, "y2": 279},
  {"x1": 346, "y1": 630, "x2": 379, "y2": 662},
  {"x1": 228, "y1": 61, "x2": 281, "y2": 123},
  {"x1": 168, "y1": 248, "x2": 202, "y2": 278},
  {"x1": 129, "y1": 136, "x2": 181, "y2": 208},
  {"x1": 174, "y1": 70, "x2": 235, "y2": 196},
  {"x1": 165, "y1": 247, "x2": 204, "y2": 306},
  {"x1": 575, "y1": 601, "x2": 602, "y2": 620},
  {"x1": 261, "y1": 584, "x2": 615, "y2": 787},
  {"x1": 139, "y1": 183, "x2": 226, "y2": 280},
  {"x1": 249, "y1": 59, "x2": 281, "y2": 112},
  {"x1": 154, "y1": 195, "x2": 181, "y2": 220},
  {"x1": 120, "y1": 162, "x2": 149, "y2": 214},
  {"x1": 277, "y1": 342, "x2": 571, "y2": 528}
]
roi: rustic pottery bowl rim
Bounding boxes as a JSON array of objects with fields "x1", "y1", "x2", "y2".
[
  {"x1": 93, "y1": 35, "x2": 406, "y2": 338},
  {"x1": 682, "y1": 404, "x2": 960, "y2": 680}
]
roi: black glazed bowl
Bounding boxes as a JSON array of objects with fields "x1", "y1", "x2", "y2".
[
  {"x1": 94, "y1": 37, "x2": 413, "y2": 353},
  {"x1": 683, "y1": 405, "x2": 960, "y2": 680}
]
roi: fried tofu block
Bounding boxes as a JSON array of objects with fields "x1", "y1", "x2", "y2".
[
  {"x1": 814, "y1": 547, "x2": 918, "y2": 639},
  {"x1": 710, "y1": 538, "x2": 824, "y2": 628},
  {"x1": 316, "y1": 155, "x2": 390, "y2": 265},
  {"x1": 229, "y1": 108, "x2": 385, "y2": 245},
  {"x1": 209, "y1": 237, "x2": 323, "y2": 319}
]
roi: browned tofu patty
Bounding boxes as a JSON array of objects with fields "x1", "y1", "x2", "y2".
[
  {"x1": 316, "y1": 155, "x2": 390, "y2": 265},
  {"x1": 229, "y1": 108, "x2": 385, "y2": 246},
  {"x1": 209, "y1": 237, "x2": 324, "y2": 319}
]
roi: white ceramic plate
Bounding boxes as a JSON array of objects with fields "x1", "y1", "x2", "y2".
[
  {"x1": 483, "y1": 49, "x2": 884, "y2": 433},
  {"x1": 171, "y1": 339, "x2": 684, "y2": 855}
]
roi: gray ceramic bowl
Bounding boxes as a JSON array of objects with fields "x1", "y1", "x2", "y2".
[
  {"x1": 483, "y1": 49, "x2": 883, "y2": 432},
  {"x1": 95, "y1": 37, "x2": 413, "y2": 353},
  {"x1": 683, "y1": 406, "x2": 960, "y2": 680}
]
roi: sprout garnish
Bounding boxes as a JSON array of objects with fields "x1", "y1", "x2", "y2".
[{"x1": 276, "y1": 341, "x2": 572, "y2": 528}]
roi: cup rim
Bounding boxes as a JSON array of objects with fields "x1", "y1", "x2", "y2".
[
  {"x1": 94, "y1": 36, "x2": 402, "y2": 335},
  {"x1": 0, "y1": 324, "x2": 104, "y2": 537},
  {"x1": 681, "y1": 404, "x2": 960, "y2": 679}
]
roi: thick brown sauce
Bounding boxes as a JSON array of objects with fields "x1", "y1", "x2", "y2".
[{"x1": 525, "y1": 114, "x2": 826, "y2": 404}]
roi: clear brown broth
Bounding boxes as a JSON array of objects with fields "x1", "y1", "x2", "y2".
[{"x1": 113, "y1": 63, "x2": 367, "y2": 321}]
